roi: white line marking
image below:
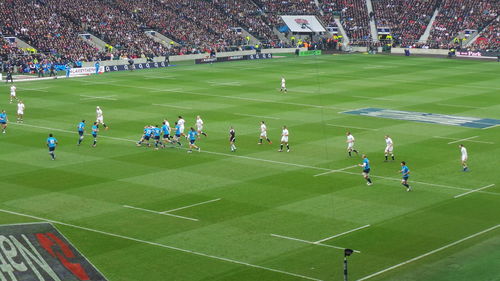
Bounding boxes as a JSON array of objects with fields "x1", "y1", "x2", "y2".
[
  {"x1": 314, "y1": 225, "x2": 371, "y2": 244},
  {"x1": 208, "y1": 81, "x2": 241, "y2": 86},
  {"x1": 80, "y1": 95, "x2": 117, "y2": 101},
  {"x1": 432, "y1": 136, "x2": 494, "y2": 144},
  {"x1": 313, "y1": 165, "x2": 358, "y2": 177},
  {"x1": 270, "y1": 234, "x2": 360, "y2": 253},
  {"x1": 326, "y1": 124, "x2": 378, "y2": 131},
  {"x1": 483, "y1": 124, "x2": 499, "y2": 130},
  {"x1": 454, "y1": 184, "x2": 496, "y2": 198},
  {"x1": 152, "y1": 103, "x2": 192, "y2": 110},
  {"x1": 358, "y1": 224, "x2": 500, "y2": 280},
  {"x1": 20, "y1": 87, "x2": 49, "y2": 92},
  {"x1": 11, "y1": 123, "x2": 500, "y2": 197},
  {"x1": 351, "y1": 95, "x2": 393, "y2": 101},
  {"x1": 437, "y1": 103, "x2": 482, "y2": 109},
  {"x1": 447, "y1": 136, "x2": 479, "y2": 144},
  {"x1": 161, "y1": 198, "x2": 221, "y2": 213},
  {"x1": 0, "y1": 208, "x2": 322, "y2": 281},
  {"x1": 148, "y1": 88, "x2": 183, "y2": 93},
  {"x1": 123, "y1": 205, "x2": 199, "y2": 221},
  {"x1": 234, "y1": 113, "x2": 280, "y2": 120}
]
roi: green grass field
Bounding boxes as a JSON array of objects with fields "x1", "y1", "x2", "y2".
[{"x1": 0, "y1": 54, "x2": 499, "y2": 281}]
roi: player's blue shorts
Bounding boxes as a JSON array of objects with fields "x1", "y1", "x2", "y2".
[
  {"x1": 0, "y1": 121, "x2": 6, "y2": 124},
  {"x1": 363, "y1": 169, "x2": 370, "y2": 174},
  {"x1": 163, "y1": 134, "x2": 170, "y2": 139},
  {"x1": 78, "y1": 131, "x2": 84, "y2": 136},
  {"x1": 92, "y1": 134, "x2": 97, "y2": 138},
  {"x1": 145, "y1": 135, "x2": 150, "y2": 140},
  {"x1": 175, "y1": 134, "x2": 181, "y2": 138},
  {"x1": 49, "y1": 147, "x2": 55, "y2": 152},
  {"x1": 402, "y1": 176, "x2": 409, "y2": 180},
  {"x1": 154, "y1": 136, "x2": 160, "y2": 140},
  {"x1": 189, "y1": 139, "x2": 195, "y2": 144}
]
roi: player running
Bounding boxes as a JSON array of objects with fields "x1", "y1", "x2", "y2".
[
  {"x1": 47, "y1": 134, "x2": 58, "y2": 160},
  {"x1": 0, "y1": 110, "x2": 7, "y2": 134},
  {"x1": 196, "y1": 115, "x2": 207, "y2": 138},
  {"x1": 187, "y1": 127, "x2": 200, "y2": 152},
  {"x1": 173, "y1": 122, "x2": 182, "y2": 146},
  {"x1": 278, "y1": 125, "x2": 290, "y2": 152},
  {"x1": 177, "y1": 116, "x2": 186, "y2": 137},
  {"x1": 161, "y1": 121, "x2": 171, "y2": 144},
  {"x1": 137, "y1": 126, "x2": 152, "y2": 147},
  {"x1": 96, "y1": 106, "x2": 108, "y2": 130},
  {"x1": 16, "y1": 100, "x2": 25, "y2": 123},
  {"x1": 346, "y1": 132, "x2": 358, "y2": 157},
  {"x1": 10, "y1": 85, "x2": 17, "y2": 103},
  {"x1": 77, "y1": 120, "x2": 85, "y2": 145},
  {"x1": 258, "y1": 121, "x2": 272, "y2": 144},
  {"x1": 358, "y1": 154, "x2": 373, "y2": 185},
  {"x1": 280, "y1": 77, "x2": 287, "y2": 93},
  {"x1": 459, "y1": 144, "x2": 468, "y2": 171},
  {"x1": 384, "y1": 135, "x2": 394, "y2": 161},
  {"x1": 91, "y1": 122, "x2": 99, "y2": 147},
  {"x1": 153, "y1": 125, "x2": 163, "y2": 150},
  {"x1": 399, "y1": 161, "x2": 411, "y2": 191},
  {"x1": 229, "y1": 126, "x2": 236, "y2": 152}
]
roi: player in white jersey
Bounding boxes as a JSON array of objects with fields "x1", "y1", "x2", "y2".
[
  {"x1": 195, "y1": 115, "x2": 207, "y2": 138},
  {"x1": 258, "y1": 121, "x2": 272, "y2": 144},
  {"x1": 96, "y1": 106, "x2": 108, "y2": 129},
  {"x1": 280, "y1": 77, "x2": 287, "y2": 93},
  {"x1": 384, "y1": 135, "x2": 394, "y2": 161},
  {"x1": 346, "y1": 132, "x2": 358, "y2": 157},
  {"x1": 10, "y1": 85, "x2": 17, "y2": 103},
  {"x1": 177, "y1": 116, "x2": 186, "y2": 136},
  {"x1": 17, "y1": 100, "x2": 25, "y2": 123},
  {"x1": 459, "y1": 144, "x2": 468, "y2": 171},
  {"x1": 278, "y1": 125, "x2": 290, "y2": 152}
]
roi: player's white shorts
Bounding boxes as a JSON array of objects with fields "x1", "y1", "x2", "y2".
[
  {"x1": 10, "y1": 92, "x2": 16, "y2": 97},
  {"x1": 260, "y1": 132, "x2": 267, "y2": 138},
  {"x1": 281, "y1": 83, "x2": 286, "y2": 88},
  {"x1": 97, "y1": 116, "x2": 104, "y2": 123},
  {"x1": 385, "y1": 146, "x2": 393, "y2": 153},
  {"x1": 197, "y1": 125, "x2": 203, "y2": 131},
  {"x1": 461, "y1": 156, "x2": 468, "y2": 162},
  {"x1": 347, "y1": 143, "x2": 354, "y2": 149},
  {"x1": 179, "y1": 126, "x2": 185, "y2": 134},
  {"x1": 17, "y1": 110, "x2": 23, "y2": 115},
  {"x1": 281, "y1": 136, "x2": 288, "y2": 143}
]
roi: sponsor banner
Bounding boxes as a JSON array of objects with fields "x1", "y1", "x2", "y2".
[
  {"x1": 195, "y1": 54, "x2": 272, "y2": 64},
  {"x1": 456, "y1": 51, "x2": 499, "y2": 58},
  {"x1": 299, "y1": 50, "x2": 322, "y2": 56},
  {"x1": 105, "y1": 61, "x2": 168, "y2": 72},
  {"x1": 70, "y1": 66, "x2": 105, "y2": 76},
  {"x1": 342, "y1": 108, "x2": 500, "y2": 129},
  {"x1": 0, "y1": 222, "x2": 107, "y2": 281},
  {"x1": 280, "y1": 15, "x2": 326, "y2": 33}
]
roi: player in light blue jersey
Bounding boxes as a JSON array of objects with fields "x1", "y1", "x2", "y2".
[
  {"x1": 358, "y1": 154, "x2": 373, "y2": 185},
  {"x1": 47, "y1": 133, "x2": 58, "y2": 160},
  {"x1": 153, "y1": 125, "x2": 163, "y2": 150},
  {"x1": 137, "y1": 126, "x2": 148, "y2": 146},
  {"x1": 0, "y1": 110, "x2": 8, "y2": 134},
  {"x1": 94, "y1": 62, "x2": 100, "y2": 75},
  {"x1": 77, "y1": 120, "x2": 85, "y2": 145},
  {"x1": 161, "y1": 121, "x2": 171, "y2": 144},
  {"x1": 187, "y1": 127, "x2": 199, "y2": 152},
  {"x1": 91, "y1": 122, "x2": 99, "y2": 147},
  {"x1": 399, "y1": 161, "x2": 411, "y2": 191},
  {"x1": 172, "y1": 122, "x2": 182, "y2": 146}
]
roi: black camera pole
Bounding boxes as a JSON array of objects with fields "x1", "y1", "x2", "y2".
[{"x1": 344, "y1": 249, "x2": 354, "y2": 281}]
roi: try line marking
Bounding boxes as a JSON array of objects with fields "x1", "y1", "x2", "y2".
[
  {"x1": 270, "y1": 234, "x2": 360, "y2": 253},
  {"x1": 0, "y1": 208, "x2": 322, "y2": 281},
  {"x1": 314, "y1": 224, "x2": 370, "y2": 244},
  {"x1": 161, "y1": 198, "x2": 221, "y2": 213},
  {"x1": 122, "y1": 205, "x2": 198, "y2": 221},
  {"x1": 326, "y1": 124, "x2": 378, "y2": 131},
  {"x1": 454, "y1": 184, "x2": 495, "y2": 198},
  {"x1": 358, "y1": 224, "x2": 500, "y2": 280},
  {"x1": 11, "y1": 122, "x2": 500, "y2": 197}
]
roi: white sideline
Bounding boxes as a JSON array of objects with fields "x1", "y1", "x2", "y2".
[
  {"x1": 313, "y1": 165, "x2": 358, "y2": 177},
  {"x1": 358, "y1": 224, "x2": 500, "y2": 280},
  {"x1": 10, "y1": 123, "x2": 500, "y2": 197},
  {"x1": 454, "y1": 184, "x2": 496, "y2": 198},
  {"x1": 447, "y1": 136, "x2": 479, "y2": 144},
  {"x1": 80, "y1": 95, "x2": 117, "y2": 101},
  {"x1": 270, "y1": 234, "x2": 360, "y2": 253},
  {"x1": 234, "y1": 113, "x2": 280, "y2": 120},
  {"x1": 433, "y1": 136, "x2": 494, "y2": 145},
  {"x1": 314, "y1": 225, "x2": 370, "y2": 244},
  {"x1": 152, "y1": 103, "x2": 192, "y2": 110},
  {"x1": 0, "y1": 208, "x2": 322, "y2": 281},
  {"x1": 161, "y1": 198, "x2": 221, "y2": 213},
  {"x1": 326, "y1": 124, "x2": 379, "y2": 131},
  {"x1": 123, "y1": 205, "x2": 198, "y2": 221}
]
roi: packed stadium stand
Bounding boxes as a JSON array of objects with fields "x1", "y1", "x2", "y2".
[{"x1": 0, "y1": 0, "x2": 498, "y2": 68}]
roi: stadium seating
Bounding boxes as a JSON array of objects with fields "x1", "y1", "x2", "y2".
[{"x1": 321, "y1": 0, "x2": 371, "y2": 42}]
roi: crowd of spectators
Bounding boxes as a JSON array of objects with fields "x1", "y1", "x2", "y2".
[
  {"x1": 253, "y1": 0, "x2": 320, "y2": 26},
  {"x1": 321, "y1": 0, "x2": 371, "y2": 42},
  {"x1": 428, "y1": 0, "x2": 498, "y2": 48},
  {"x1": 372, "y1": 0, "x2": 438, "y2": 47},
  {"x1": 470, "y1": 17, "x2": 499, "y2": 51}
]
